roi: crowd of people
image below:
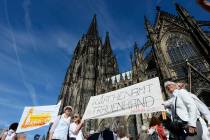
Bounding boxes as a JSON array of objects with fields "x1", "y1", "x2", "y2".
[
  {"x1": 48, "y1": 106, "x2": 130, "y2": 140},
  {"x1": 1, "y1": 81, "x2": 210, "y2": 140}
]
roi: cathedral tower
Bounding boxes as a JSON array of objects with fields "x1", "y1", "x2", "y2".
[{"x1": 58, "y1": 15, "x2": 118, "y2": 130}]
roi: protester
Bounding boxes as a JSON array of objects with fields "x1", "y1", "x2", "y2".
[
  {"x1": 1, "y1": 122, "x2": 18, "y2": 140},
  {"x1": 163, "y1": 81, "x2": 203, "y2": 140},
  {"x1": 49, "y1": 106, "x2": 73, "y2": 140},
  {"x1": 165, "y1": 82, "x2": 210, "y2": 140},
  {"x1": 69, "y1": 113, "x2": 84, "y2": 140},
  {"x1": 177, "y1": 82, "x2": 210, "y2": 126},
  {"x1": 177, "y1": 82, "x2": 210, "y2": 140},
  {"x1": 147, "y1": 116, "x2": 167, "y2": 140}
]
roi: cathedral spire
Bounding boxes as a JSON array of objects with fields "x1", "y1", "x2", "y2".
[
  {"x1": 87, "y1": 14, "x2": 99, "y2": 37},
  {"x1": 144, "y1": 16, "x2": 155, "y2": 34},
  {"x1": 103, "y1": 32, "x2": 112, "y2": 55},
  {"x1": 144, "y1": 16, "x2": 156, "y2": 42},
  {"x1": 133, "y1": 42, "x2": 139, "y2": 56},
  {"x1": 134, "y1": 42, "x2": 138, "y2": 50},
  {"x1": 175, "y1": 3, "x2": 191, "y2": 18}
]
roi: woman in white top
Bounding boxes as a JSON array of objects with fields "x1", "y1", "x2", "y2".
[
  {"x1": 69, "y1": 113, "x2": 84, "y2": 140},
  {"x1": 49, "y1": 106, "x2": 73, "y2": 140},
  {"x1": 1, "y1": 122, "x2": 18, "y2": 140}
]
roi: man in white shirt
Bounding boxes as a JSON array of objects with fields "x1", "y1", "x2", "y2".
[
  {"x1": 163, "y1": 81, "x2": 202, "y2": 140},
  {"x1": 177, "y1": 82, "x2": 210, "y2": 128},
  {"x1": 177, "y1": 83, "x2": 210, "y2": 140}
]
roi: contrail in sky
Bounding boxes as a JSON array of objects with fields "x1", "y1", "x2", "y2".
[
  {"x1": 22, "y1": 0, "x2": 37, "y2": 51},
  {"x1": 4, "y1": 0, "x2": 37, "y2": 106}
]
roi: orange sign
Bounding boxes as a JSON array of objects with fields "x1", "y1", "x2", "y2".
[
  {"x1": 21, "y1": 108, "x2": 51, "y2": 128},
  {"x1": 16, "y1": 102, "x2": 61, "y2": 133}
]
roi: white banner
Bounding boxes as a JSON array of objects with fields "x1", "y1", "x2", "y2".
[
  {"x1": 16, "y1": 102, "x2": 61, "y2": 133},
  {"x1": 82, "y1": 77, "x2": 165, "y2": 120}
]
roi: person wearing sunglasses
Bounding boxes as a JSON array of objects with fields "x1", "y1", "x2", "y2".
[
  {"x1": 49, "y1": 106, "x2": 73, "y2": 140},
  {"x1": 69, "y1": 113, "x2": 84, "y2": 140}
]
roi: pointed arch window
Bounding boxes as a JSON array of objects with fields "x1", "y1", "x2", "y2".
[
  {"x1": 76, "y1": 65, "x2": 82, "y2": 79},
  {"x1": 166, "y1": 33, "x2": 197, "y2": 63}
]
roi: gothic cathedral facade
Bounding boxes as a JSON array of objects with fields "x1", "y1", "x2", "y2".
[{"x1": 58, "y1": 3, "x2": 210, "y2": 139}]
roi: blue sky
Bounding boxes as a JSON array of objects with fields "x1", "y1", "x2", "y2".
[{"x1": 0, "y1": 0, "x2": 210, "y2": 139}]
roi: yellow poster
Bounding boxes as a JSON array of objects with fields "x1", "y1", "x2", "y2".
[{"x1": 16, "y1": 102, "x2": 60, "y2": 133}]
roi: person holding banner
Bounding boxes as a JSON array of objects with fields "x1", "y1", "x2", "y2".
[
  {"x1": 163, "y1": 81, "x2": 203, "y2": 140},
  {"x1": 1, "y1": 122, "x2": 18, "y2": 140},
  {"x1": 69, "y1": 113, "x2": 84, "y2": 140},
  {"x1": 49, "y1": 106, "x2": 73, "y2": 140}
]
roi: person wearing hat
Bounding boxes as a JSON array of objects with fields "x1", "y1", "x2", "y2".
[
  {"x1": 162, "y1": 81, "x2": 203, "y2": 140},
  {"x1": 49, "y1": 106, "x2": 73, "y2": 140}
]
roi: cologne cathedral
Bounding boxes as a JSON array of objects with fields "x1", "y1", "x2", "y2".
[{"x1": 58, "y1": 3, "x2": 210, "y2": 139}]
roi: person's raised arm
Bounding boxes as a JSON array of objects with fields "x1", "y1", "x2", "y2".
[
  {"x1": 162, "y1": 97, "x2": 173, "y2": 108},
  {"x1": 70, "y1": 120, "x2": 84, "y2": 135}
]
